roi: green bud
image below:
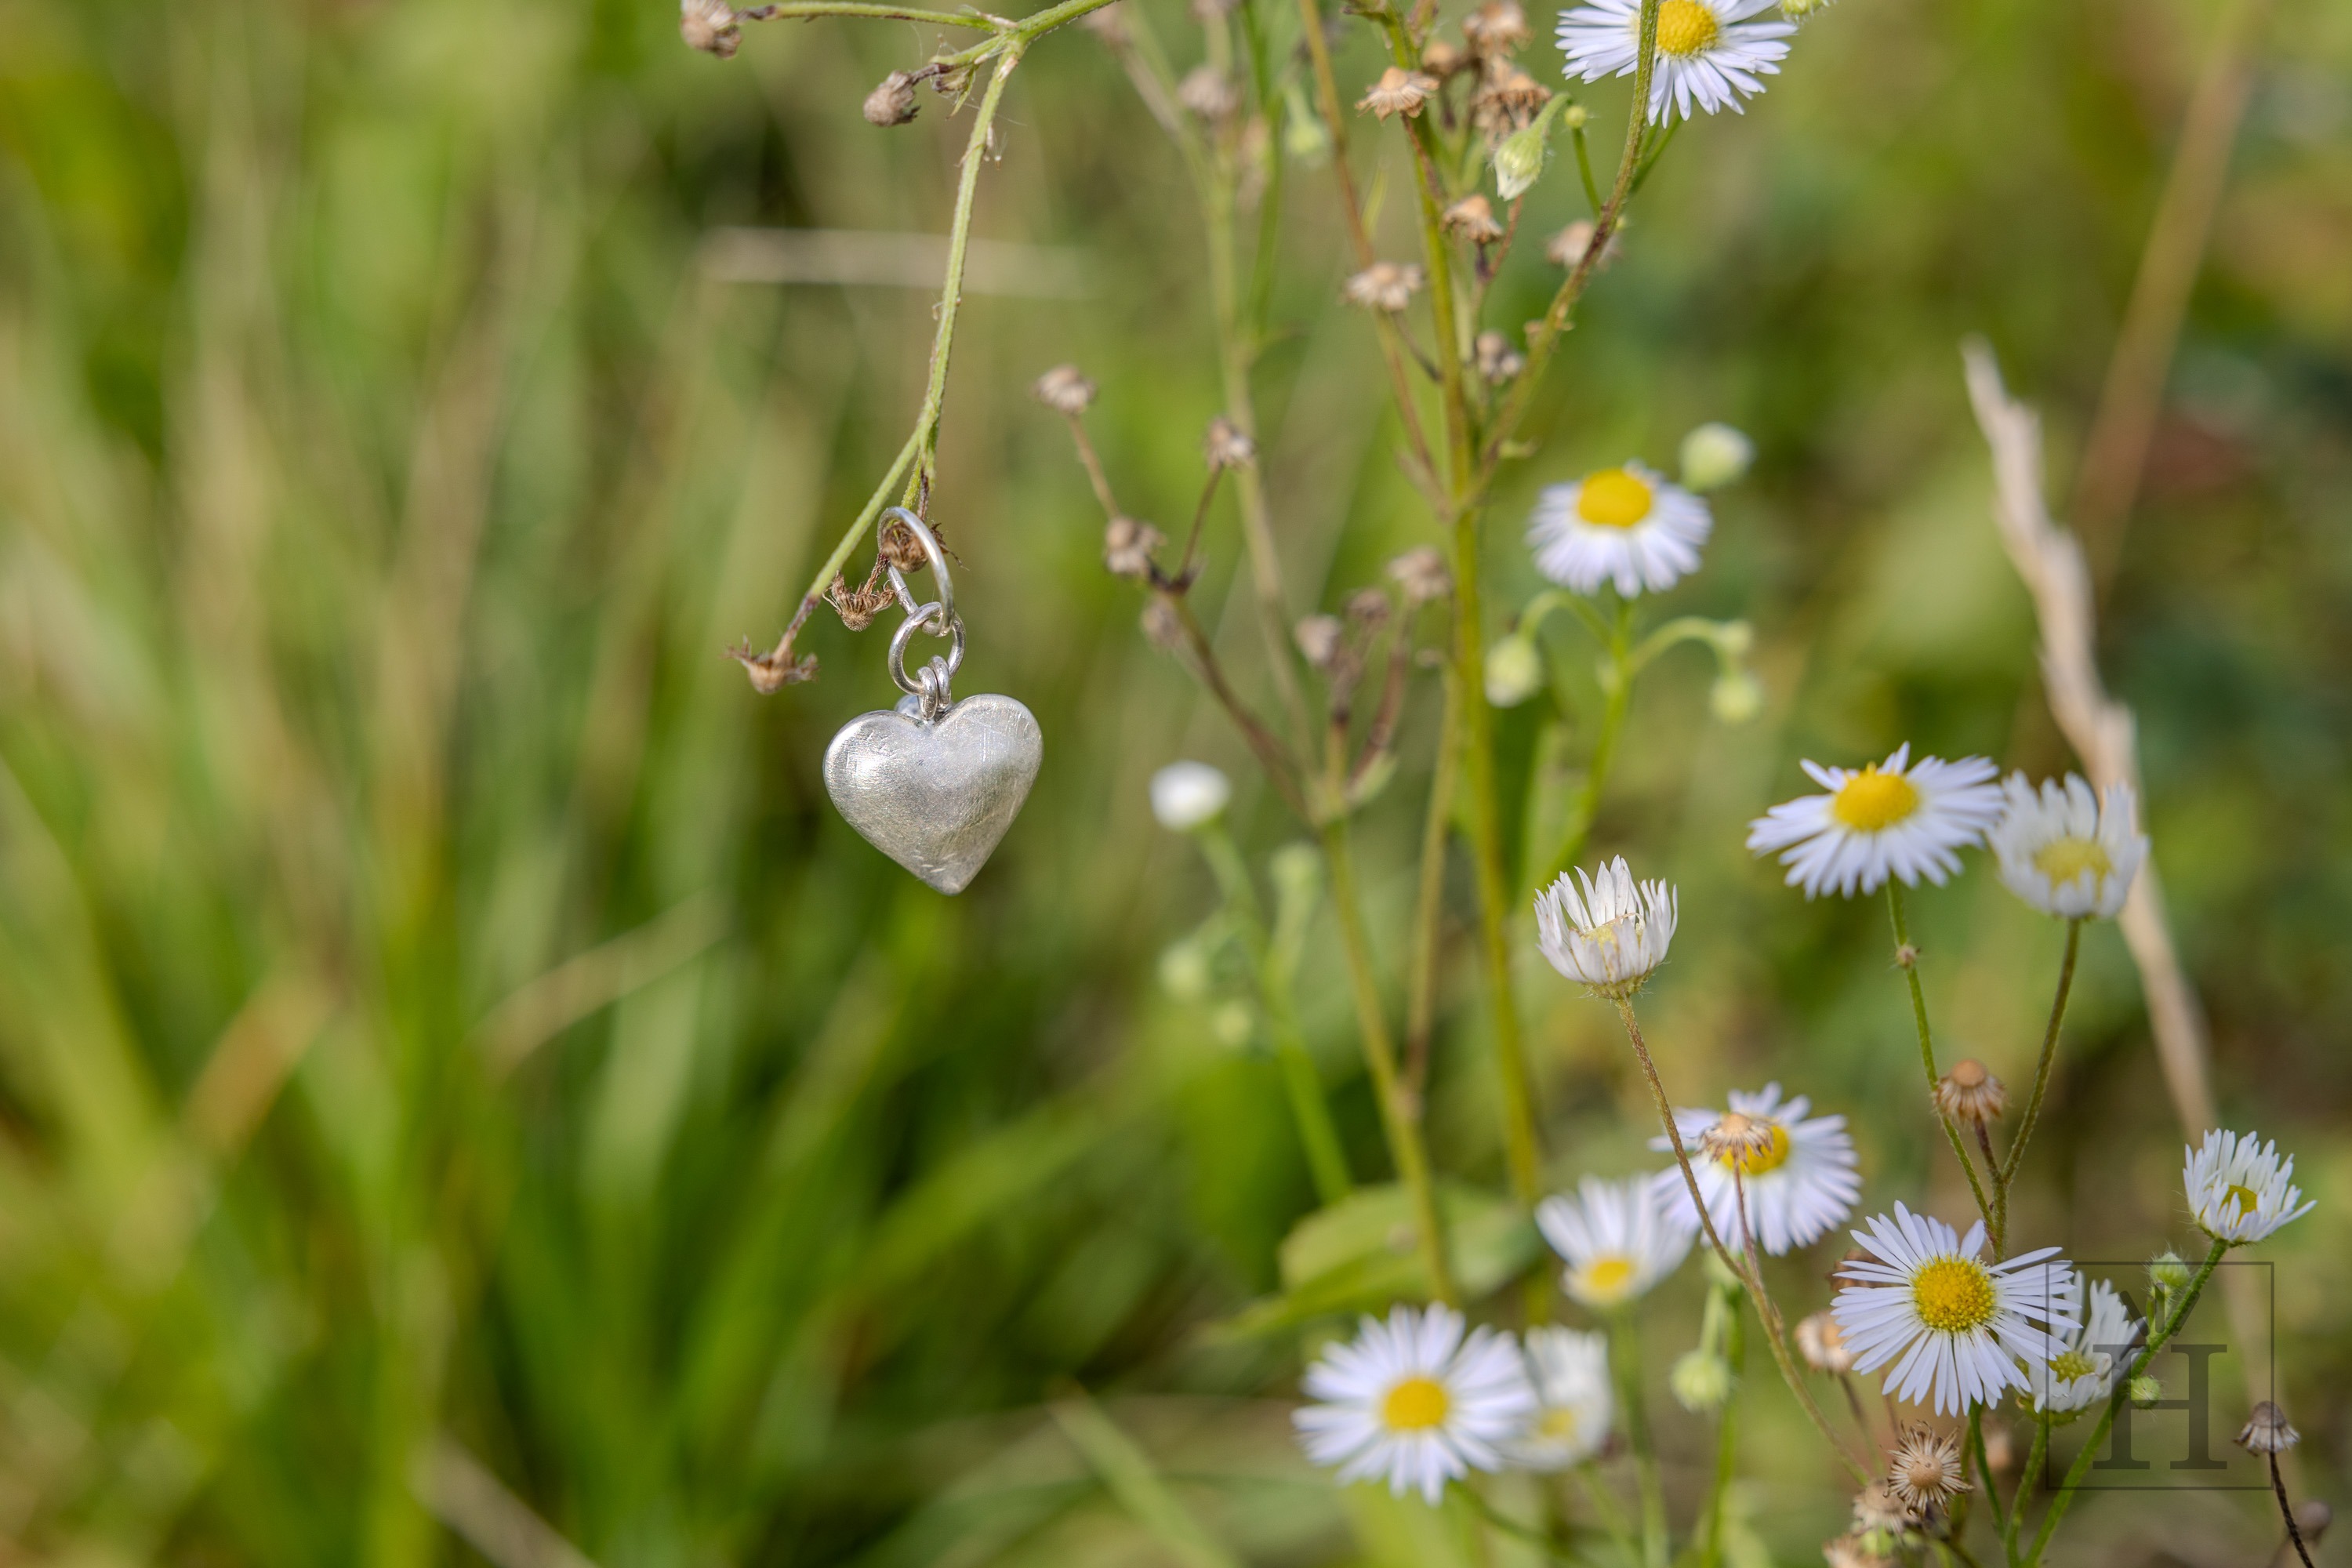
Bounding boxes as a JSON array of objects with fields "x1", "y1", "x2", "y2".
[
  {"x1": 1563, "y1": 103, "x2": 1588, "y2": 129},
  {"x1": 2129, "y1": 1374, "x2": 2164, "y2": 1407},
  {"x1": 1158, "y1": 938, "x2": 1214, "y2": 1001},
  {"x1": 1678, "y1": 421, "x2": 1755, "y2": 491},
  {"x1": 1269, "y1": 840, "x2": 1323, "y2": 911},
  {"x1": 1493, "y1": 94, "x2": 1567, "y2": 201},
  {"x1": 1670, "y1": 1348, "x2": 1733, "y2": 1413},
  {"x1": 2148, "y1": 1250, "x2": 2191, "y2": 1293},
  {"x1": 1210, "y1": 999, "x2": 1256, "y2": 1048},
  {"x1": 1710, "y1": 669, "x2": 1764, "y2": 724},
  {"x1": 1484, "y1": 634, "x2": 1544, "y2": 707},
  {"x1": 1283, "y1": 82, "x2": 1330, "y2": 165}
]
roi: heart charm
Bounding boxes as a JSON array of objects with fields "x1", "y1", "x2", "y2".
[{"x1": 822, "y1": 692, "x2": 1043, "y2": 894}]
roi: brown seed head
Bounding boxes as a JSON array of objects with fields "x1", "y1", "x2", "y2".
[
  {"x1": 1032, "y1": 364, "x2": 1098, "y2": 417},
  {"x1": 1886, "y1": 1426, "x2": 1969, "y2": 1512},
  {"x1": 680, "y1": 0, "x2": 742, "y2": 57},
  {"x1": 1472, "y1": 64, "x2": 1551, "y2": 135},
  {"x1": 1357, "y1": 66, "x2": 1439, "y2": 120},
  {"x1": 1140, "y1": 597, "x2": 1187, "y2": 651},
  {"x1": 1294, "y1": 614, "x2": 1345, "y2": 671},
  {"x1": 728, "y1": 636, "x2": 818, "y2": 692},
  {"x1": 1203, "y1": 416, "x2": 1257, "y2": 470},
  {"x1": 1934, "y1": 1058, "x2": 2009, "y2": 1123},
  {"x1": 1795, "y1": 1310, "x2": 1854, "y2": 1374},
  {"x1": 1822, "y1": 1534, "x2": 1889, "y2": 1568},
  {"x1": 1387, "y1": 547, "x2": 1452, "y2": 604},
  {"x1": 2237, "y1": 1401, "x2": 2300, "y2": 1455},
  {"x1": 1178, "y1": 64, "x2": 1240, "y2": 121},
  {"x1": 1701, "y1": 1111, "x2": 1777, "y2": 1166},
  {"x1": 1104, "y1": 517, "x2": 1166, "y2": 581},
  {"x1": 1343, "y1": 261, "x2": 1425, "y2": 313},
  {"x1": 1849, "y1": 1482, "x2": 1915, "y2": 1534},
  {"x1": 1443, "y1": 194, "x2": 1505, "y2": 245},
  {"x1": 1548, "y1": 219, "x2": 1623, "y2": 269},
  {"x1": 1462, "y1": 0, "x2": 1533, "y2": 55},
  {"x1": 1421, "y1": 39, "x2": 1468, "y2": 76},
  {"x1": 1474, "y1": 329, "x2": 1525, "y2": 385},
  {"x1": 863, "y1": 70, "x2": 920, "y2": 126}
]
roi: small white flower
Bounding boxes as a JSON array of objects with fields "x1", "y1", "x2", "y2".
[
  {"x1": 1150, "y1": 760, "x2": 1231, "y2": 830},
  {"x1": 1294, "y1": 1305, "x2": 1537, "y2": 1503},
  {"x1": 1678, "y1": 422, "x2": 1754, "y2": 491},
  {"x1": 1989, "y1": 773, "x2": 2148, "y2": 919},
  {"x1": 1650, "y1": 1083, "x2": 1860, "y2": 1255},
  {"x1": 1534, "y1": 858, "x2": 1677, "y2": 998},
  {"x1": 1831, "y1": 1204, "x2": 2078, "y2": 1417},
  {"x1": 1537, "y1": 1174, "x2": 1694, "y2": 1308},
  {"x1": 2185, "y1": 1129, "x2": 2315, "y2": 1247},
  {"x1": 1526, "y1": 461, "x2": 1711, "y2": 597},
  {"x1": 1555, "y1": 0, "x2": 1795, "y2": 126},
  {"x1": 1746, "y1": 744, "x2": 2005, "y2": 899},
  {"x1": 1509, "y1": 1327, "x2": 1613, "y2": 1468},
  {"x1": 2029, "y1": 1270, "x2": 2141, "y2": 1416}
]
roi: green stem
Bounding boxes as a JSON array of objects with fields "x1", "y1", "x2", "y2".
[
  {"x1": 1998, "y1": 918, "x2": 2082, "y2": 1196},
  {"x1": 2005, "y1": 1415, "x2": 2048, "y2": 1567},
  {"x1": 1700, "y1": 1300, "x2": 1744, "y2": 1568},
  {"x1": 2024, "y1": 1239, "x2": 2227, "y2": 1566},
  {"x1": 1969, "y1": 1405, "x2": 2008, "y2": 1546},
  {"x1": 1609, "y1": 1315, "x2": 1668, "y2": 1568},
  {"x1": 1887, "y1": 884, "x2": 1999, "y2": 1245},
  {"x1": 1535, "y1": 598, "x2": 1632, "y2": 895},
  {"x1": 1403, "y1": 662, "x2": 1462, "y2": 1095},
  {"x1": 742, "y1": 1, "x2": 996, "y2": 25},
  {"x1": 1322, "y1": 818, "x2": 1456, "y2": 1303}
]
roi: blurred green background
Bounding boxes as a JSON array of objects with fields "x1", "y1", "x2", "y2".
[{"x1": 2, "y1": 0, "x2": 2348, "y2": 1561}]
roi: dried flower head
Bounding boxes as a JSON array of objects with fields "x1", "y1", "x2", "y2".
[
  {"x1": 1795, "y1": 1310, "x2": 1855, "y2": 1374},
  {"x1": 1700, "y1": 1111, "x2": 1780, "y2": 1169},
  {"x1": 1032, "y1": 364, "x2": 1098, "y2": 416},
  {"x1": 863, "y1": 70, "x2": 920, "y2": 126},
  {"x1": 1823, "y1": 1534, "x2": 1890, "y2": 1568},
  {"x1": 1443, "y1": 194, "x2": 1505, "y2": 245},
  {"x1": 1203, "y1": 416, "x2": 1257, "y2": 470},
  {"x1": 1079, "y1": 2, "x2": 1128, "y2": 39},
  {"x1": 728, "y1": 635, "x2": 818, "y2": 692},
  {"x1": 1344, "y1": 586, "x2": 1392, "y2": 632},
  {"x1": 1421, "y1": 39, "x2": 1468, "y2": 75},
  {"x1": 1294, "y1": 614, "x2": 1345, "y2": 671},
  {"x1": 1934, "y1": 1058, "x2": 2009, "y2": 1124},
  {"x1": 1140, "y1": 597, "x2": 1187, "y2": 651},
  {"x1": 1177, "y1": 64, "x2": 1240, "y2": 121},
  {"x1": 2238, "y1": 1401, "x2": 2300, "y2": 1455},
  {"x1": 1886, "y1": 1426, "x2": 1970, "y2": 1512},
  {"x1": 1473, "y1": 66, "x2": 1552, "y2": 136},
  {"x1": 1474, "y1": 330, "x2": 1526, "y2": 384},
  {"x1": 1344, "y1": 261, "x2": 1425, "y2": 313},
  {"x1": 1387, "y1": 546, "x2": 1451, "y2": 604},
  {"x1": 1548, "y1": 219, "x2": 1623, "y2": 269},
  {"x1": 1849, "y1": 1482, "x2": 1915, "y2": 1534},
  {"x1": 1104, "y1": 517, "x2": 1166, "y2": 580},
  {"x1": 680, "y1": 0, "x2": 742, "y2": 58},
  {"x1": 1462, "y1": 0, "x2": 1534, "y2": 54},
  {"x1": 1357, "y1": 66, "x2": 1439, "y2": 120}
]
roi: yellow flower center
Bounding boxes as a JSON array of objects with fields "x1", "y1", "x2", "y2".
[
  {"x1": 1911, "y1": 1257, "x2": 1997, "y2": 1334},
  {"x1": 1654, "y1": 0, "x2": 1721, "y2": 56},
  {"x1": 1831, "y1": 765, "x2": 1920, "y2": 832},
  {"x1": 1714, "y1": 1120, "x2": 1791, "y2": 1175},
  {"x1": 1576, "y1": 467, "x2": 1655, "y2": 528},
  {"x1": 1382, "y1": 1375, "x2": 1453, "y2": 1431},
  {"x1": 1577, "y1": 1254, "x2": 1639, "y2": 1301},
  {"x1": 2225, "y1": 1181, "x2": 2261, "y2": 1217},
  {"x1": 2047, "y1": 1350, "x2": 2096, "y2": 1382},
  {"x1": 2032, "y1": 837, "x2": 2112, "y2": 886},
  {"x1": 1538, "y1": 1406, "x2": 1581, "y2": 1441}
]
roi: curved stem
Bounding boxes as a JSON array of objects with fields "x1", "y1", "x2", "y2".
[
  {"x1": 2024, "y1": 1239, "x2": 2227, "y2": 1566},
  {"x1": 2005, "y1": 1414, "x2": 2048, "y2": 1567},
  {"x1": 1609, "y1": 1314, "x2": 1669, "y2": 1568},
  {"x1": 1323, "y1": 818, "x2": 1456, "y2": 1303},
  {"x1": 1887, "y1": 884, "x2": 1999, "y2": 1245},
  {"x1": 1700, "y1": 1300, "x2": 1745, "y2": 1568},
  {"x1": 2270, "y1": 1454, "x2": 2318, "y2": 1568},
  {"x1": 1999, "y1": 918, "x2": 2082, "y2": 1192},
  {"x1": 740, "y1": 1, "x2": 996, "y2": 26}
]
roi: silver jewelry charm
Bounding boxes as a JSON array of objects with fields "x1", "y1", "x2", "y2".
[{"x1": 822, "y1": 510, "x2": 1042, "y2": 894}]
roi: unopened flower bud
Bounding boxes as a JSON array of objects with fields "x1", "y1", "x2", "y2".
[
  {"x1": 2129, "y1": 1374, "x2": 2163, "y2": 1407},
  {"x1": 1150, "y1": 760, "x2": 1232, "y2": 831},
  {"x1": 1563, "y1": 102, "x2": 1589, "y2": 129},
  {"x1": 1933, "y1": 1058, "x2": 2009, "y2": 1124},
  {"x1": 2148, "y1": 1250, "x2": 2191, "y2": 1292},
  {"x1": 1710, "y1": 669, "x2": 1763, "y2": 724},
  {"x1": 1211, "y1": 999, "x2": 1256, "y2": 1047},
  {"x1": 1484, "y1": 634, "x2": 1543, "y2": 706},
  {"x1": 1679, "y1": 420, "x2": 1755, "y2": 491},
  {"x1": 863, "y1": 70, "x2": 920, "y2": 126},
  {"x1": 1493, "y1": 118, "x2": 1549, "y2": 201},
  {"x1": 680, "y1": 0, "x2": 742, "y2": 57},
  {"x1": 1159, "y1": 938, "x2": 1214, "y2": 1000},
  {"x1": 1670, "y1": 1349, "x2": 1733, "y2": 1413}
]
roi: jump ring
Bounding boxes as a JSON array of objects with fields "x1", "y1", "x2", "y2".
[
  {"x1": 889, "y1": 604, "x2": 967, "y2": 697},
  {"x1": 879, "y1": 507, "x2": 954, "y2": 622}
]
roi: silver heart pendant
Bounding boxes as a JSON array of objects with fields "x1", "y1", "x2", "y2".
[{"x1": 823, "y1": 692, "x2": 1043, "y2": 894}]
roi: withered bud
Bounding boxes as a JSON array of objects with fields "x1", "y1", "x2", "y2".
[
  {"x1": 1474, "y1": 329, "x2": 1525, "y2": 385},
  {"x1": 1387, "y1": 546, "x2": 1451, "y2": 604},
  {"x1": 1104, "y1": 517, "x2": 1166, "y2": 580},
  {"x1": 1421, "y1": 39, "x2": 1467, "y2": 76},
  {"x1": 1795, "y1": 1310, "x2": 1854, "y2": 1374},
  {"x1": 1886, "y1": 1426, "x2": 1969, "y2": 1512},
  {"x1": 1343, "y1": 260, "x2": 1425, "y2": 313},
  {"x1": 1177, "y1": 64, "x2": 1240, "y2": 121},
  {"x1": 826, "y1": 572, "x2": 896, "y2": 631},
  {"x1": 1980, "y1": 1422, "x2": 2013, "y2": 1475},
  {"x1": 1344, "y1": 586, "x2": 1392, "y2": 630},
  {"x1": 1078, "y1": 3, "x2": 1127, "y2": 39},
  {"x1": 863, "y1": 70, "x2": 920, "y2": 126},
  {"x1": 1700, "y1": 1110, "x2": 1778, "y2": 1168},
  {"x1": 1461, "y1": 0, "x2": 1532, "y2": 55},
  {"x1": 1849, "y1": 1482, "x2": 1916, "y2": 1534},
  {"x1": 1893, "y1": 942, "x2": 1919, "y2": 969},
  {"x1": 1294, "y1": 614, "x2": 1345, "y2": 671},
  {"x1": 1822, "y1": 1534, "x2": 1889, "y2": 1568},
  {"x1": 1933, "y1": 1058, "x2": 2009, "y2": 1124},
  {"x1": 729, "y1": 636, "x2": 818, "y2": 693},
  {"x1": 1140, "y1": 597, "x2": 1187, "y2": 652},
  {"x1": 680, "y1": 0, "x2": 741, "y2": 57},
  {"x1": 1032, "y1": 364, "x2": 1098, "y2": 416},
  {"x1": 1443, "y1": 194, "x2": 1505, "y2": 245},
  {"x1": 1203, "y1": 416, "x2": 1257, "y2": 470},
  {"x1": 1472, "y1": 65, "x2": 1552, "y2": 136},
  {"x1": 2237, "y1": 1401, "x2": 2299, "y2": 1455},
  {"x1": 1357, "y1": 66, "x2": 1438, "y2": 120}
]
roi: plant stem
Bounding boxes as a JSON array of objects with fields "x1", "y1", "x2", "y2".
[
  {"x1": 1887, "y1": 884, "x2": 1999, "y2": 1244},
  {"x1": 1322, "y1": 818, "x2": 1457, "y2": 1303},
  {"x1": 1403, "y1": 662, "x2": 1463, "y2": 1096},
  {"x1": 739, "y1": 1, "x2": 996, "y2": 26},
  {"x1": 1700, "y1": 1298, "x2": 1745, "y2": 1568},
  {"x1": 1998, "y1": 918, "x2": 2082, "y2": 1203},
  {"x1": 1535, "y1": 597, "x2": 1632, "y2": 895},
  {"x1": 1609, "y1": 1314, "x2": 1669, "y2": 1568},
  {"x1": 2269, "y1": 1454, "x2": 2318, "y2": 1568},
  {"x1": 2005, "y1": 1414, "x2": 2048, "y2": 1567},
  {"x1": 2024, "y1": 1238, "x2": 2227, "y2": 1566}
]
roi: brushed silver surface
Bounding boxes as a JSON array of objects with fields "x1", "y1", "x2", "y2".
[{"x1": 822, "y1": 692, "x2": 1043, "y2": 895}]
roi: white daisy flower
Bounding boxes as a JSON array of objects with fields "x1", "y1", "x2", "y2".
[
  {"x1": 1534, "y1": 857, "x2": 1678, "y2": 999},
  {"x1": 1537, "y1": 1174, "x2": 1694, "y2": 1308},
  {"x1": 2028, "y1": 1270, "x2": 2141, "y2": 1416},
  {"x1": 1650, "y1": 1083, "x2": 1860, "y2": 1255},
  {"x1": 1526, "y1": 461, "x2": 1711, "y2": 597},
  {"x1": 1554, "y1": 0, "x2": 1795, "y2": 126},
  {"x1": 1149, "y1": 760, "x2": 1232, "y2": 830},
  {"x1": 1509, "y1": 1327, "x2": 1614, "y2": 1469},
  {"x1": 1294, "y1": 1305, "x2": 1537, "y2": 1503},
  {"x1": 1988, "y1": 773, "x2": 2147, "y2": 919},
  {"x1": 1746, "y1": 744, "x2": 2005, "y2": 899},
  {"x1": 2184, "y1": 1129, "x2": 2315, "y2": 1247},
  {"x1": 1831, "y1": 1203, "x2": 2078, "y2": 1417}
]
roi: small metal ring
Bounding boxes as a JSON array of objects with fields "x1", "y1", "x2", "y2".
[
  {"x1": 889, "y1": 604, "x2": 966, "y2": 697},
  {"x1": 879, "y1": 506, "x2": 954, "y2": 622}
]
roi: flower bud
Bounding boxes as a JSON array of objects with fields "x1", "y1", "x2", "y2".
[
  {"x1": 1150, "y1": 760, "x2": 1232, "y2": 830},
  {"x1": 1270, "y1": 840, "x2": 1323, "y2": 914},
  {"x1": 1710, "y1": 669, "x2": 1763, "y2": 724},
  {"x1": 1484, "y1": 634, "x2": 1544, "y2": 706},
  {"x1": 1159, "y1": 938, "x2": 1214, "y2": 1000},
  {"x1": 1670, "y1": 1349, "x2": 1733, "y2": 1413},
  {"x1": 2148, "y1": 1250, "x2": 2191, "y2": 1293},
  {"x1": 1493, "y1": 119, "x2": 1549, "y2": 201},
  {"x1": 2129, "y1": 1374, "x2": 2164, "y2": 1407},
  {"x1": 1211, "y1": 999, "x2": 1256, "y2": 1047},
  {"x1": 680, "y1": 0, "x2": 742, "y2": 57},
  {"x1": 863, "y1": 70, "x2": 920, "y2": 126},
  {"x1": 1679, "y1": 421, "x2": 1755, "y2": 491}
]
